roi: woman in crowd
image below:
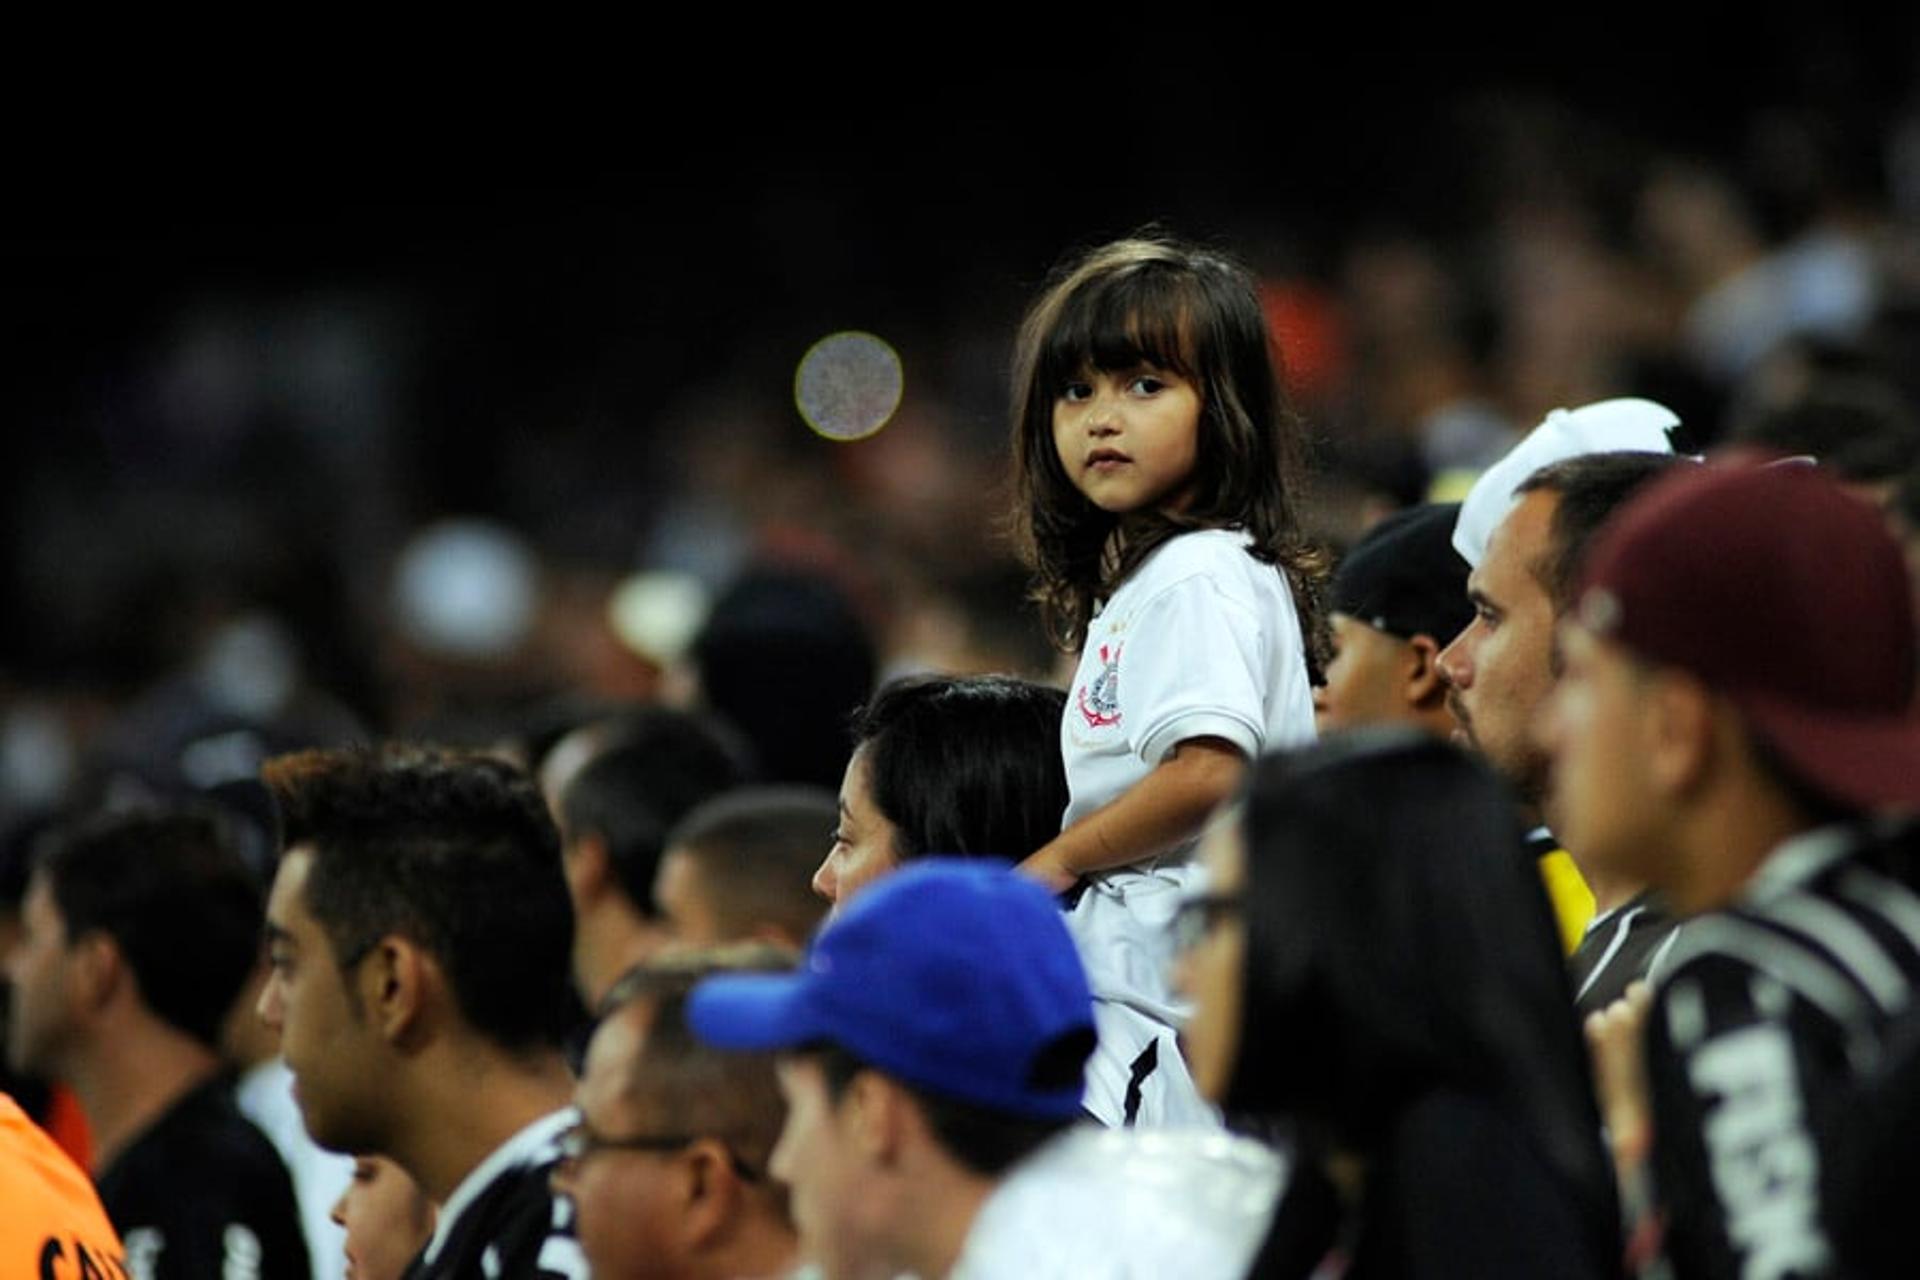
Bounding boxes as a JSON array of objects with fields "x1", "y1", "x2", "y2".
[
  {"x1": 1181, "y1": 731, "x2": 1620, "y2": 1278},
  {"x1": 330, "y1": 1156, "x2": 435, "y2": 1280},
  {"x1": 812, "y1": 674, "x2": 1067, "y2": 910}
]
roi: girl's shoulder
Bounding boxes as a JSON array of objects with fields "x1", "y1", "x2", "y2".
[
  {"x1": 1136, "y1": 526, "x2": 1255, "y2": 573},
  {"x1": 1131, "y1": 528, "x2": 1284, "y2": 596},
  {"x1": 1095, "y1": 529, "x2": 1299, "y2": 636}
]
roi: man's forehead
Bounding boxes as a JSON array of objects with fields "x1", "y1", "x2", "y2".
[
  {"x1": 540, "y1": 724, "x2": 609, "y2": 815},
  {"x1": 272, "y1": 842, "x2": 315, "y2": 882},
  {"x1": 266, "y1": 845, "x2": 318, "y2": 919},
  {"x1": 1330, "y1": 612, "x2": 1402, "y2": 657},
  {"x1": 582, "y1": 1006, "x2": 644, "y2": 1092},
  {"x1": 22, "y1": 872, "x2": 62, "y2": 927},
  {"x1": 654, "y1": 847, "x2": 700, "y2": 901},
  {"x1": 1480, "y1": 492, "x2": 1558, "y2": 598},
  {"x1": 1329, "y1": 611, "x2": 1367, "y2": 639},
  {"x1": 775, "y1": 1051, "x2": 823, "y2": 1091},
  {"x1": 586, "y1": 1000, "x2": 670, "y2": 1124}
]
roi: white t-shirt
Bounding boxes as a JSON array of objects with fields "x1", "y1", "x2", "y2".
[
  {"x1": 1060, "y1": 529, "x2": 1316, "y2": 1127},
  {"x1": 949, "y1": 1125, "x2": 1285, "y2": 1279}
]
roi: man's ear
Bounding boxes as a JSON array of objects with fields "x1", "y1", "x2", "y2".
[
  {"x1": 1403, "y1": 634, "x2": 1448, "y2": 709},
  {"x1": 1644, "y1": 672, "x2": 1716, "y2": 798},
  {"x1": 359, "y1": 936, "x2": 432, "y2": 1046},
  {"x1": 72, "y1": 931, "x2": 125, "y2": 1015},
  {"x1": 845, "y1": 1070, "x2": 909, "y2": 1167},
  {"x1": 678, "y1": 1139, "x2": 744, "y2": 1248},
  {"x1": 565, "y1": 832, "x2": 612, "y2": 905}
]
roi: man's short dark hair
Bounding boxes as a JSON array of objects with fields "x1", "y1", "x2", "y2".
[
  {"x1": 851, "y1": 676, "x2": 1067, "y2": 863},
  {"x1": 264, "y1": 745, "x2": 575, "y2": 1051},
  {"x1": 809, "y1": 1040, "x2": 1080, "y2": 1179},
  {"x1": 560, "y1": 708, "x2": 752, "y2": 915},
  {"x1": 601, "y1": 947, "x2": 798, "y2": 1198},
  {"x1": 664, "y1": 787, "x2": 834, "y2": 943},
  {"x1": 1516, "y1": 452, "x2": 1694, "y2": 616},
  {"x1": 34, "y1": 806, "x2": 263, "y2": 1048}
]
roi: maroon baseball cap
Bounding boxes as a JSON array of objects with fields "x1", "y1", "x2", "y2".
[{"x1": 1575, "y1": 457, "x2": 1920, "y2": 813}]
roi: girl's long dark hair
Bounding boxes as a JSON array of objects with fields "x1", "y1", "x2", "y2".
[
  {"x1": 1010, "y1": 236, "x2": 1328, "y2": 673},
  {"x1": 1224, "y1": 731, "x2": 1619, "y2": 1269}
]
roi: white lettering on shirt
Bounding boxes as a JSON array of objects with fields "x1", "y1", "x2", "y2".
[
  {"x1": 121, "y1": 1229, "x2": 162, "y2": 1280},
  {"x1": 221, "y1": 1223, "x2": 261, "y2": 1280},
  {"x1": 1688, "y1": 1024, "x2": 1831, "y2": 1279}
]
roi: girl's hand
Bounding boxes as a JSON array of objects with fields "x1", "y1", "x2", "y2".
[{"x1": 1015, "y1": 849, "x2": 1081, "y2": 896}]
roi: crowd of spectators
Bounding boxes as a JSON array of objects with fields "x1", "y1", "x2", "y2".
[{"x1": 8, "y1": 61, "x2": 1920, "y2": 1280}]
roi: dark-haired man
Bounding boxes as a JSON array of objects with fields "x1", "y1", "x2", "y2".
[
  {"x1": 653, "y1": 788, "x2": 834, "y2": 951},
  {"x1": 6, "y1": 807, "x2": 309, "y2": 1278},
  {"x1": 555, "y1": 947, "x2": 798, "y2": 1280},
  {"x1": 258, "y1": 747, "x2": 585, "y2": 1279},
  {"x1": 548, "y1": 709, "x2": 751, "y2": 1007},
  {"x1": 1315, "y1": 502, "x2": 1471, "y2": 739},
  {"x1": 1538, "y1": 459, "x2": 1920, "y2": 1278},
  {"x1": 688, "y1": 859, "x2": 1281, "y2": 1279},
  {"x1": 1439, "y1": 450, "x2": 1692, "y2": 999}
]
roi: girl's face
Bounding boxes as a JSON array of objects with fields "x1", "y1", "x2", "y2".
[
  {"x1": 812, "y1": 747, "x2": 902, "y2": 915},
  {"x1": 1051, "y1": 365, "x2": 1202, "y2": 516}
]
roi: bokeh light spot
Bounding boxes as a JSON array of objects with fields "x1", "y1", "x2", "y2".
[{"x1": 795, "y1": 331, "x2": 904, "y2": 441}]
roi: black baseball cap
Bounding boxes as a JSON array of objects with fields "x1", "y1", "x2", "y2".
[{"x1": 1333, "y1": 503, "x2": 1473, "y2": 644}]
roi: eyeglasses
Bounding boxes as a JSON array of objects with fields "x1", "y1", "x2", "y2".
[
  {"x1": 556, "y1": 1121, "x2": 762, "y2": 1182},
  {"x1": 1171, "y1": 892, "x2": 1244, "y2": 953}
]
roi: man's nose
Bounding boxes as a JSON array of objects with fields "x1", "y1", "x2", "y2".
[{"x1": 1436, "y1": 622, "x2": 1476, "y2": 689}]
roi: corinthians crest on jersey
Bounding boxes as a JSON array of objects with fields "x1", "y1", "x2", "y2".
[{"x1": 1077, "y1": 643, "x2": 1123, "y2": 729}]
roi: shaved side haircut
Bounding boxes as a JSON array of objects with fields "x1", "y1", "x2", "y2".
[
  {"x1": 600, "y1": 946, "x2": 798, "y2": 1205},
  {"x1": 664, "y1": 788, "x2": 835, "y2": 944}
]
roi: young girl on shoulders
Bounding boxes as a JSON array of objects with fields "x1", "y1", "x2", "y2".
[{"x1": 1010, "y1": 236, "x2": 1326, "y2": 1127}]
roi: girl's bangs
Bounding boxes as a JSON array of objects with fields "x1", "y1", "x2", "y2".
[{"x1": 1037, "y1": 268, "x2": 1199, "y2": 389}]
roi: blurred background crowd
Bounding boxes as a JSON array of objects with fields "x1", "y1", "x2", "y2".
[
  {"x1": 4, "y1": 24, "x2": 1920, "y2": 1280},
  {"x1": 7, "y1": 30, "x2": 1920, "y2": 816}
]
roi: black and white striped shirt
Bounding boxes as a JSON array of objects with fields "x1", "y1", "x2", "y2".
[
  {"x1": 1571, "y1": 889, "x2": 1682, "y2": 1018},
  {"x1": 1644, "y1": 820, "x2": 1920, "y2": 1280},
  {"x1": 403, "y1": 1109, "x2": 587, "y2": 1280}
]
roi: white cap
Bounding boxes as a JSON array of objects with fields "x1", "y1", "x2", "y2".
[{"x1": 1452, "y1": 397, "x2": 1681, "y2": 567}]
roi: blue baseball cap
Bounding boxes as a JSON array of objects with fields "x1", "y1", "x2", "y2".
[{"x1": 687, "y1": 859, "x2": 1095, "y2": 1120}]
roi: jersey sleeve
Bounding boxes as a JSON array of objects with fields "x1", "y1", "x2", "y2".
[
  {"x1": 1123, "y1": 571, "x2": 1275, "y2": 767},
  {"x1": 1644, "y1": 952, "x2": 1850, "y2": 1280}
]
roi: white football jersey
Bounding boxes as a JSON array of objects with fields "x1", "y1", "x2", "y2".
[{"x1": 1059, "y1": 530, "x2": 1315, "y2": 1127}]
